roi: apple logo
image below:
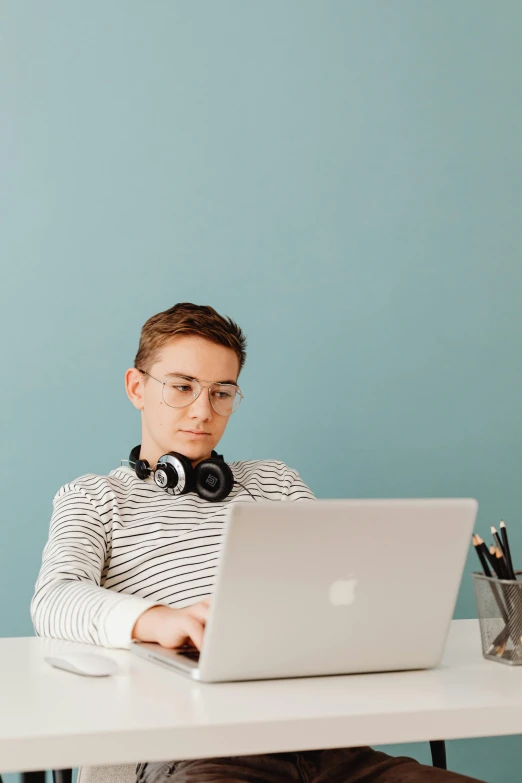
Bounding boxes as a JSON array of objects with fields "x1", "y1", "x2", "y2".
[{"x1": 329, "y1": 578, "x2": 357, "y2": 606}]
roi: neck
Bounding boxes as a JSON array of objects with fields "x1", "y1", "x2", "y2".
[{"x1": 130, "y1": 444, "x2": 216, "y2": 471}]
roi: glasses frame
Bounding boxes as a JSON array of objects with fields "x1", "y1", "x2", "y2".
[{"x1": 137, "y1": 368, "x2": 243, "y2": 416}]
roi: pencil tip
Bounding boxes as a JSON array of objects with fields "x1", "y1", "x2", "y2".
[
  {"x1": 491, "y1": 525, "x2": 497, "y2": 533},
  {"x1": 500, "y1": 520, "x2": 506, "y2": 527},
  {"x1": 475, "y1": 534, "x2": 484, "y2": 544}
]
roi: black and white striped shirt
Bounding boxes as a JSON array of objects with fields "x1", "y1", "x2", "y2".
[{"x1": 30, "y1": 459, "x2": 316, "y2": 650}]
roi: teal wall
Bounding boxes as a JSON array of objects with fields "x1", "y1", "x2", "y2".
[{"x1": 1, "y1": 2, "x2": 522, "y2": 781}]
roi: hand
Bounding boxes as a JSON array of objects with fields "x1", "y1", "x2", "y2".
[{"x1": 132, "y1": 598, "x2": 210, "y2": 651}]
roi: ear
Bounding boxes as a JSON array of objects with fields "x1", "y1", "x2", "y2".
[{"x1": 125, "y1": 368, "x2": 146, "y2": 411}]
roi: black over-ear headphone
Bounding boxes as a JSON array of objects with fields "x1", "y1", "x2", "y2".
[{"x1": 128, "y1": 444, "x2": 255, "y2": 503}]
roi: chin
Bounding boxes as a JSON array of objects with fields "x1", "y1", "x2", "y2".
[{"x1": 177, "y1": 442, "x2": 213, "y2": 458}]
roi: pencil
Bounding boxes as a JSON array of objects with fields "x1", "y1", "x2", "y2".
[
  {"x1": 491, "y1": 525, "x2": 506, "y2": 560},
  {"x1": 496, "y1": 525, "x2": 522, "y2": 654},
  {"x1": 480, "y1": 539, "x2": 503, "y2": 577},
  {"x1": 472, "y1": 535, "x2": 492, "y2": 577},
  {"x1": 489, "y1": 564, "x2": 518, "y2": 653},
  {"x1": 495, "y1": 547, "x2": 510, "y2": 580},
  {"x1": 494, "y1": 546, "x2": 522, "y2": 652},
  {"x1": 500, "y1": 520, "x2": 516, "y2": 580},
  {"x1": 487, "y1": 545, "x2": 503, "y2": 578},
  {"x1": 487, "y1": 557, "x2": 522, "y2": 652}
]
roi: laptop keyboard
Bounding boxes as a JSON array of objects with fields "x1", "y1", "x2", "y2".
[{"x1": 178, "y1": 648, "x2": 200, "y2": 662}]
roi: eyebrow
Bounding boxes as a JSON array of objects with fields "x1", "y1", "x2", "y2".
[{"x1": 164, "y1": 371, "x2": 238, "y2": 385}]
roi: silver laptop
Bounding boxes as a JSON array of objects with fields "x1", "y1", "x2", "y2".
[{"x1": 130, "y1": 498, "x2": 478, "y2": 682}]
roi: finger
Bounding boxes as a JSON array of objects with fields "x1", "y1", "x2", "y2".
[{"x1": 184, "y1": 618, "x2": 204, "y2": 651}]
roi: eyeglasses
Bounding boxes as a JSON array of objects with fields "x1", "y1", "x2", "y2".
[{"x1": 137, "y1": 369, "x2": 243, "y2": 416}]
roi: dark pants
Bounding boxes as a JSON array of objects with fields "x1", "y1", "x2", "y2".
[{"x1": 136, "y1": 746, "x2": 487, "y2": 783}]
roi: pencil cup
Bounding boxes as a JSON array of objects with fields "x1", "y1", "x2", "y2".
[{"x1": 472, "y1": 571, "x2": 522, "y2": 665}]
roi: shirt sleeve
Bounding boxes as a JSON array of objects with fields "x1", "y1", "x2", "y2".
[
  {"x1": 282, "y1": 466, "x2": 317, "y2": 501},
  {"x1": 30, "y1": 484, "x2": 165, "y2": 650}
]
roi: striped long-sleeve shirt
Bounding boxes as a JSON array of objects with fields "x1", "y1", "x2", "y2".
[{"x1": 30, "y1": 459, "x2": 316, "y2": 650}]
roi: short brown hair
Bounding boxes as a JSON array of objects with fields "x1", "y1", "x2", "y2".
[{"x1": 134, "y1": 303, "x2": 247, "y2": 379}]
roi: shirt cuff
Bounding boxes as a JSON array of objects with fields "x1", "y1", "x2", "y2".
[{"x1": 105, "y1": 595, "x2": 166, "y2": 649}]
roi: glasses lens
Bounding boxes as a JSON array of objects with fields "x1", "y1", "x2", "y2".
[
  {"x1": 210, "y1": 384, "x2": 241, "y2": 415},
  {"x1": 162, "y1": 376, "x2": 241, "y2": 414},
  {"x1": 163, "y1": 376, "x2": 199, "y2": 408}
]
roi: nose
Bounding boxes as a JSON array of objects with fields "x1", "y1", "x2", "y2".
[{"x1": 188, "y1": 386, "x2": 213, "y2": 420}]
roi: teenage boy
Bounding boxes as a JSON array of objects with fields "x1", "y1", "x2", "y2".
[{"x1": 31, "y1": 303, "x2": 486, "y2": 783}]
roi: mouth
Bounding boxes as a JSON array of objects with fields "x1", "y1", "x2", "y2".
[{"x1": 181, "y1": 430, "x2": 210, "y2": 437}]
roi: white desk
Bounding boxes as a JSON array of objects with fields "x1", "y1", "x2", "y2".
[{"x1": 2, "y1": 619, "x2": 522, "y2": 773}]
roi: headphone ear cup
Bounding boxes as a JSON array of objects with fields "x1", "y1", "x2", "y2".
[
  {"x1": 135, "y1": 459, "x2": 151, "y2": 481},
  {"x1": 194, "y1": 458, "x2": 234, "y2": 502},
  {"x1": 176, "y1": 453, "x2": 196, "y2": 493},
  {"x1": 129, "y1": 445, "x2": 151, "y2": 481},
  {"x1": 154, "y1": 452, "x2": 195, "y2": 494}
]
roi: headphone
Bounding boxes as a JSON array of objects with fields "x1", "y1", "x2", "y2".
[{"x1": 128, "y1": 444, "x2": 241, "y2": 503}]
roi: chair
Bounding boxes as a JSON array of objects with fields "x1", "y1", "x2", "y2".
[
  {"x1": 15, "y1": 769, "x2": 136, "y2": 783},
  {"x1": 16, "y1": 740, "x2": 447, "y2": 783},
  {"x1": 77, "y1": 765, "x2": 136, "y2": 783}
]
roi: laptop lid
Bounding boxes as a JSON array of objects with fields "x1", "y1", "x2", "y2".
[{"x1": 131, "y1": 498, "x2": 478, "y2": 682}]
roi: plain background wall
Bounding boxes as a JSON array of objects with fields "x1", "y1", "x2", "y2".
[{"x1": 1, "y1": 1, "x2": 522, "y2": 781}]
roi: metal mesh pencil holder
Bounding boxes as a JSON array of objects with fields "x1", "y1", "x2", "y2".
[{"x1": 472, "y1": 571, "x2": 522, "y2": 665}]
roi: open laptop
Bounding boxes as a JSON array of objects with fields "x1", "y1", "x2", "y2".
[{"x1": 130, "y1": 498, "x2": 478, "y2": 682}]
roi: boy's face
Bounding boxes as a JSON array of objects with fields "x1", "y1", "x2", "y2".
[{"x1": 125, "y1": 335, "x2": 240, "y2": 468}]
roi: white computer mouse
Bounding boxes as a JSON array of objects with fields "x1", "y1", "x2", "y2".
[{"x1": 44, "y1": 652, "x2": 119, "y2": 677}]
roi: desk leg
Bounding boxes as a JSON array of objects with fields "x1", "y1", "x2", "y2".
[{"x1": 429, "y1": 740, "x2": 447, "y2": 770}]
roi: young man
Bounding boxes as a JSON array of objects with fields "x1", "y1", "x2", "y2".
[{"x1": 30, "y1": 303, "x2": 486, "y2": 783}]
